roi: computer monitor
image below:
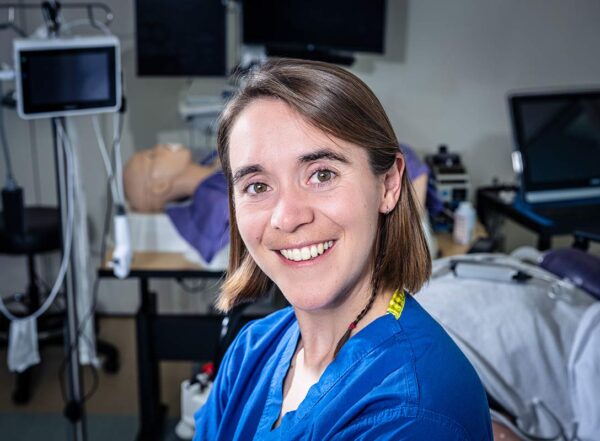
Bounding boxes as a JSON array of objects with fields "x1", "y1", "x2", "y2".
[
  {"x1": 242, "y1": 0, "x2": 386, "y2": 54},
  {"x1": 135, "y1": 0, "x2": 227, "y2": 77},
  {"x1": 509, "y1": 89, "x2": 600, "y2": 203},
  {"x1": 14, "y1": 36, "x2": 121, "y2": 119}
]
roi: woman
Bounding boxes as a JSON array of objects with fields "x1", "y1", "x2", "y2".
[{"x1": 194, "y1": 59, "x2": 492, "y2": 440}]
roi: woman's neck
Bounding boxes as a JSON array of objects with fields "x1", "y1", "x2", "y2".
[
  {"x1": 293, "y1": 285, "x2": 394, "y2": 372},
  {"x1": 275, "y1": 285, "x2": 394, "y2": 428}
]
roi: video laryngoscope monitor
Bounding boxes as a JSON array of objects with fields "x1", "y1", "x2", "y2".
[
  {"x1": 13, "y1": 36, "x2": 130, "y2": 278},
  {"x1": 14, "y1": 36, "x2": 121, "y2": 119}
]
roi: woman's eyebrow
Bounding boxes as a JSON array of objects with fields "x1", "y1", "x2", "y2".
[
  {"x1": 232, "y1": 164, "x2": 263, "y2": 184},
  {"x1": 298, "y1": 148, "x2": 349, "y2": 164}
]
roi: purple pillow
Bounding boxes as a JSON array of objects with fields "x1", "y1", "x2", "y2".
[{"x1": 541, "y1": 248, "x2": 600, "y2": 300}]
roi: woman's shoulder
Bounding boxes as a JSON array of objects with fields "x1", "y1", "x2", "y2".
[
  {"x1": 399, "y1": 295, "x2": 485, "y2": 393},
  {"x1": 304, "y1": 297, "x2": 492, "y2": 440},
  {"x1": 371, "y1": 295, "x2": 492, "y2": 439}
]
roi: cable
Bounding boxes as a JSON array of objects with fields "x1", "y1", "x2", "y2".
[
  {"x1": 58, "y1": 110, "x2": 124, "y2": 405},
  {"x1": 92, "y1": 115, "x2": 120, "y2": 203},
  {"x1": 29, "y1": 12, "x2": 112, "y2": 42},
  {"x1": 0, "y1": 22, "x2": 27, "y2": 38},
  {"x1": 0, "y1": 81, "x2": 17, "y2": 188},
  {"x1": 67, "y1": 144, "x2": 115, "y2": 405},
  {"x1": 92, "y1": 112, "x2": 125, "y2": 206},
  {"x1": 28, "y1": 120, "x2": 42, "y2": 203},
  {"x1": 112, "y1": 111, "x2": 125, "y2": 205},
  {"x1": 60, "y1": 18, "x2": 111, "y2": 36},
  {"x1": 0, "y1": 121, "x2": 75, "y2": 323},
  {"x1": 55, "y1": 118, "x2": 107, "y2": 407}
]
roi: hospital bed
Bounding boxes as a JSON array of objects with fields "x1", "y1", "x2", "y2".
[{"x1": 415, "y1": 251, "x2": 600, "y2": 441}]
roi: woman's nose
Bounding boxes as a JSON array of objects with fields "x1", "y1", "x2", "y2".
[{"x1": 270, "y1": 187, "x2": 314, "y2": 233}]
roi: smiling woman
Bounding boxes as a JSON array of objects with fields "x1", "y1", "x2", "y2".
[{"x1": 193, "y1": 59, "x2": 493, "y2": 441}]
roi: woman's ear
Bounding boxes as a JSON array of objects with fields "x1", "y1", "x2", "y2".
[{"x1": 379, "y1": 152, "x2": 405, "y2": 214}]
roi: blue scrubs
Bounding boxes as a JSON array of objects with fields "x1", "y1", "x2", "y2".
[{"x1": 194, "y1": 295, "x2": 493, "y2": 440}]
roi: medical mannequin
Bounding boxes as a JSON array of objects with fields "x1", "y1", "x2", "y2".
[{"x1": 123, "y1": 143, "x2": 219, "y2": 212}]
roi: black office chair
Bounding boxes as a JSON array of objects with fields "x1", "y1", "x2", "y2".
[{"x1": 0, "y1": 206, "x2": 119, "y2": 404}]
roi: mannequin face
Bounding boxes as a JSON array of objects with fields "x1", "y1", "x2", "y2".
[
  {"x1": 123, "y1": 143, "x2": 193, "y2": 212},
  {"x1": 145, "y1": 144, "x2": 192, "y2": 177}
]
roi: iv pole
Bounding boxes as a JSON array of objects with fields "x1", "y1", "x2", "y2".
[
  {"x1": 53, "y1": 116, "x2": 87, "y2": 441},
  {"x1": 1, "y1": 3, "x2": 114, "y2": 441}
]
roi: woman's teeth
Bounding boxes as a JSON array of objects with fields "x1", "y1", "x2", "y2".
[{"x1": 280, "y1": 241, "x2": 334, "y2": 262}]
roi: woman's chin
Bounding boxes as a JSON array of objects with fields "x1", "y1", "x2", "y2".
[{"x1": 282, "y1": 289, "x2": 346, "y2": 314}]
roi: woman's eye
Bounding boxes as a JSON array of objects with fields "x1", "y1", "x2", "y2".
[
  {"x1": 309, "y1": 169, "x2": 335, "y2": 184},
  {"x1": 245, "y1": 182, "x2": 269, "y2": 194}
]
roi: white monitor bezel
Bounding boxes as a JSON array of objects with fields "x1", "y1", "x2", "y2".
[{"x1": 14, "y1": 36, "x2": 122, "y2": 120}]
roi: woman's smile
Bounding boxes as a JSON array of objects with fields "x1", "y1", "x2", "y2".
[{"x1": 277, "y1": 240, "x2": 336, "y2": 263}]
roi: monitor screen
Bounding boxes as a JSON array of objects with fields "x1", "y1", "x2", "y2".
[
  {"x1": 15, "y1": 37, "x2": 121, "y2": 119},
  {"x1": 242, "y1": 0, "x2": 386, "y2": 54},
  {"x1": 510, "y1": 91, "x2": 600, "y2": 193},
  {"x1": 25, "y1": 50, "x2": 112, "y2": 106},
  {"x1": 136, "y1": 0, "x2": 227, "y2": 76}
]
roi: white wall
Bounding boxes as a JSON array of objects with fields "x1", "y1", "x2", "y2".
[
  {"x1": 1, "y1": 0, "x2": 599, "y2": 313},
  {"x1": 357, "y1": 0, "x2": 600, "y2": 188}
]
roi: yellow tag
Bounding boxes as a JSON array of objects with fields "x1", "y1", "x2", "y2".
[{"x1": 386, "y1": 289, "x2": 405, "y2": 320}]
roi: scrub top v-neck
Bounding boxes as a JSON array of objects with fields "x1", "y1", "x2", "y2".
[{"x1": 193, "y1": 295, "x2": 493, "y2": 441}]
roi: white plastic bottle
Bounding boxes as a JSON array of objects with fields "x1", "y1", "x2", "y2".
[{"x1": 453, "y1": 201, "x2": 476, "y2": 245}]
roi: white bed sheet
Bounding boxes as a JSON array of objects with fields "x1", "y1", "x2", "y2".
[
  {"x1": 128, "y1": 212, "x2": 228, "y2": 271},
  {"x1": 414, "y1": 254, "x2": 598, "y2": 440}
]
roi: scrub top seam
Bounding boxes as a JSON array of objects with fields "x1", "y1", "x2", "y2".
[
  {"x1": 395, "y1": 315, "x2": 420, "y2": 405},
  {"x1": 333, "y1": 405, "x2": 473, "y2": 441}
]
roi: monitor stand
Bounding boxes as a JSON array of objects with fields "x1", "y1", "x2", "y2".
[{"x1": 266, "y1": 46, "x2": 355, "y2": 66}]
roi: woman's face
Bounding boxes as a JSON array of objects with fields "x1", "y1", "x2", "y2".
[{"x1": 228, "y1": 98, "x2": 394, "y2": 312}]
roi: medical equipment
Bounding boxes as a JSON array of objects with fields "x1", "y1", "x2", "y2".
[
  {"x1": 0, "y1": 120, "x2": 75, "y2": 357},
  {"x1": 92, "y1": 112, "x2": 132, "y2": 279},
  {"x1": 0, "y1": 79, "x2": 25, "y2": 238},
  {"x1": 11, "y1": 19, "x2": 130, "y2": 276},
  {"x1": 425, "y1": 144, "x2": 470, "y2": 208},
  {"x1": 13, "y1": 36, "x2": 121, "y2": 119},
  {"x1": 176, "y1": 372, "x2": 213, "y2": 439},
  {"x1": 509, "y1": 89, "x2": 600, "y2": 204},
  {"x1": 111, "y1": 207, "x2": 131, "y2": 278},
  {"x1": 1, "y1": 3, "x2": 121, "y2": 440},
  {"x1": 451, "y1": 259, "x2": 532, "y2": 283}
]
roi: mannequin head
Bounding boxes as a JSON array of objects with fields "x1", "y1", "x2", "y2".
[{"x1": 124, "y1": 143, "x2": 217, "y2": 212}]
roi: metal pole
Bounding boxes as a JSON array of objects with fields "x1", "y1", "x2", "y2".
[{"x1": 52, "y1": 117, "x2": 87, "y2": 441}]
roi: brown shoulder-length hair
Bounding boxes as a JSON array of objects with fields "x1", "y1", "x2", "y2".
[{"x1": 215, "y1": 58, "x2": 431, "y2": 312}]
